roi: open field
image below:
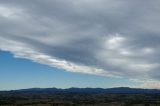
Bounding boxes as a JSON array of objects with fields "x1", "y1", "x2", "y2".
[{"x1": 0, "y1": 90, "x2": 160, "y2": 106}]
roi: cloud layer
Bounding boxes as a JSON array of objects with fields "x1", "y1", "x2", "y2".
[{"x1": 1, "y1": 0, "x2": 160, "y2": 85}]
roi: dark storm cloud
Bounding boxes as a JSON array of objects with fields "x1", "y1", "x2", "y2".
[{"x1": 1, "y1": 0, "x2": 160, "y2": 82}]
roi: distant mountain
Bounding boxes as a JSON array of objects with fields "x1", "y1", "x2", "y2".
[{"x1": 10, "y1": 87, "x2": 160, "y2": 93}]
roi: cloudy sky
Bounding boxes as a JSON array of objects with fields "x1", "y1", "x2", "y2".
[{"x1": 0, "y1": 0, "x2": 160, "y2": 90}]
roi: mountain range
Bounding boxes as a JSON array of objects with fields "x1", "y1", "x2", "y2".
[{"x1": 8, "y1": 87, "x2": 160, "y2": 93}]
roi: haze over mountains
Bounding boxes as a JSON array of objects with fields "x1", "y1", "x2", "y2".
[{"x1": 5, "y1": 87, "x2": 160, "y2": 94}]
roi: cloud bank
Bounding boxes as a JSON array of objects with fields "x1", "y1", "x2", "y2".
[{"x1": 1, "y1": 0, "x2": 160, "y2": 86}]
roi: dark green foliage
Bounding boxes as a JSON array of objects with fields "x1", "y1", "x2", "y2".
[{"x1": 0, "y1": 91, "x2": 160, "y2": 106}]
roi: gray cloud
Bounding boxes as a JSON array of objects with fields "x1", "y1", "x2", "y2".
[{"x1": 0, "y1": 0, "x2": 160, "y2": 82}]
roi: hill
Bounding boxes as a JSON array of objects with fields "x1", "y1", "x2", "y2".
[{"x1": 9, "y1": 87, "x2": 160, "y2": 93}]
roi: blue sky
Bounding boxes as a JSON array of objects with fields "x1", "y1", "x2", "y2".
[
  {"x1": 0, "y1": 0, "x2": 160, "y2": 89},
  {"x1": 0, "y1": 51, "x2": 140, "y2": 90}
]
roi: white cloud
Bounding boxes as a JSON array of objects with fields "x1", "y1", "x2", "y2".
[
  {"x1": 0, "y1": 6, "x2": 15, "y2": 18},
  {"x1": 105, "y1": 34, "x2": 126, "y2": 50},
  {"x1": 0, "y1": 36, "x2": 117, "y2": 78},
  {"x1": 0, "y1": 5, "x2": 24, "y2": 20},
  {"x1": 0, "y1": 0, "x2": 160, "y2": 86},
  {"x1": 133, "y1": 81, "x2": 160, "y2": 89},
  {"x1": 141, "y1": 47, "x2": 154, "y2": 54}
]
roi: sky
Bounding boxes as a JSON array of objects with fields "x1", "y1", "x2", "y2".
[{"x1": 0, "y1": 0, "x2": 160, "y2": 90}]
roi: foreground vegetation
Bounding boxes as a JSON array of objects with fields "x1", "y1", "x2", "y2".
[{"x1": 0, "y1": 91, "x2": 160, "y2": 106}]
